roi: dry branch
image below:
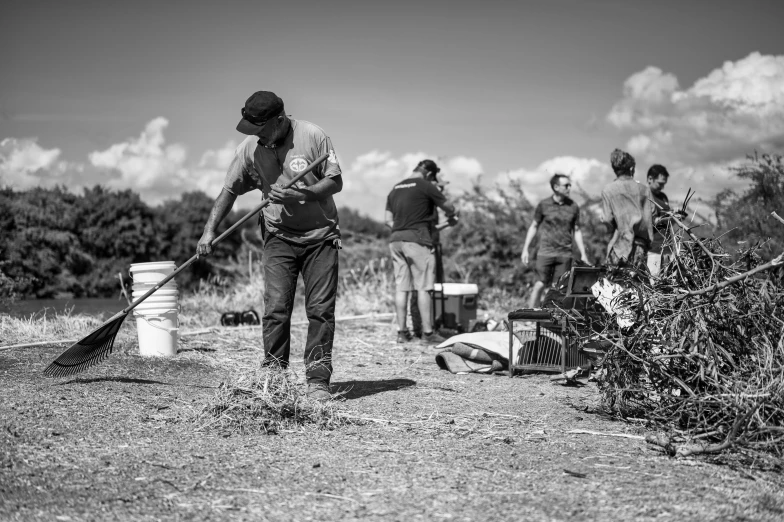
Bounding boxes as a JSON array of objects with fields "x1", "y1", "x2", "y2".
[{"x1": 588, "y1": 206, "x2": 784, "y2": 461}]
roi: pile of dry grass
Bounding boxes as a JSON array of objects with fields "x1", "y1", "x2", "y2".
[
  {"x1": 195, "y1": 363, "x2": 353, "y2": 435},
  {"x1": 591, "y1": 209, "x2": 784, "y2": 461}
]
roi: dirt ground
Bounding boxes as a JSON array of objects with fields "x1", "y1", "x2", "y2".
[{"x1": 1, "y1": 320, "x2": 783, "y2": 522}]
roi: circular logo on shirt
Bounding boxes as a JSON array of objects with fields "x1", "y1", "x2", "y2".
[{"x1": 289, "y1": 158, "x2": 308, "y2": 172}]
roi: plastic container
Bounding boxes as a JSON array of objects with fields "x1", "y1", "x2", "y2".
[
  {"x1": 132, "y1": 288, "x2": 179, "y2": 298},
  {"x1": 433, "y1": 283, "x2": 479, "y2": 332},
  {"x1": 132, "y1": 296, "x2": 180, "y2": 310},
  {"x1": 132, "y1": 281, "x2": 178, "y2": 291},
  {"x1": 134, "y1": 307, "x2": 179, "y2": 357},
  {"x1": 129, "y1": 261, "x2": 177, "y2": 284}
]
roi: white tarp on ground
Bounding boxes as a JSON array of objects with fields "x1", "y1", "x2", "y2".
[{"x1": 435, "y1": 332, "x2": 523, "y2": 374}]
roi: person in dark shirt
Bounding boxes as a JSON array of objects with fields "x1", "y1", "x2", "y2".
[
  {"x1": 521, "y1": 174, "x2": 589, "y2": 308},
  {"x1": 385, "y1": 160, "x2": 457, "y2": 344},
  {"x1": 646, "y1": 164, "x2": 684, "y2": 276},
  {"x1": 197, "y1": 91, "x2": 342, "y2": 403},
  {"x1": 409, "y1": 173, "x2": 448, "y2": 338}
]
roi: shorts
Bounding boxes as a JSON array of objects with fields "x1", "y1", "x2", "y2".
[
  {"x1": 535, "y1": 255, "x2": 572, "y2": 287},
  {"x1": 389, "y1": 241, "x2": 435, "y2": 292}
]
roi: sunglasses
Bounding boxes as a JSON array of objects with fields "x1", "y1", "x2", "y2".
[{"x1": 559, "y1": 184, "x2": 572, "y2": 188}]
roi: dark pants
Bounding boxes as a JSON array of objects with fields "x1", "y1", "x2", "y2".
[
  {"x1": 261, "y1": 234, "x2": 339, "y2": 385},
  {"x1": 535, "y1": 255, "x2": 573, "y2": 287}
]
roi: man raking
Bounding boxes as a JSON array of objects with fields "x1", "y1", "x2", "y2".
[{"x1": 198, "y1": 91, "x2": 342, "y2": 402}]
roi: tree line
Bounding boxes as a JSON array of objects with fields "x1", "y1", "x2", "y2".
[
  {"x1": 1, "y1": 153, "x2": 781, "y2": 300},
  {"x1": 0, "y1": 185, "x2": 391, "y2": 299}
]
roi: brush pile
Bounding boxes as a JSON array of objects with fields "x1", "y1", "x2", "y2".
[
  {"x1": 196, "y1": 364, "x2": 350, "y2": 435},
  {"x1": 591, "y1": 209, "x2": 784, "y2": 461}
]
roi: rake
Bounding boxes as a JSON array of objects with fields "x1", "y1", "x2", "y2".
[{"x1": 44, "y1": 152, "x2": 330, "y2": 377}]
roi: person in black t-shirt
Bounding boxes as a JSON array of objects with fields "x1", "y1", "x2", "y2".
[
  {"x1": 409, "y1": 173, "x2": 448, "y2": 339},
  {"x1": 386, "y1": 160, "x2": 457, "y2": 345},
  {"x1": 646, "y1": 164, "x2": 685, "y2": 276}
]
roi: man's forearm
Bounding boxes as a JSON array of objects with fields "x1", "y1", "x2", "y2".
[
  {"x1": 437, "y1": 200, "x2": 457, "y2": 218},
  {"x1": 522, "y1": 224, "x2": 537, "y2": 253},
  {"x1": 299, "y1": 176, "x2": 343, "y2": 202},
  {"x1": 203, "y1": 189, "x2": 237, "y2": 234},
  {"x1": 574, "y1": 229, "x2": 588, "y2": 258}
]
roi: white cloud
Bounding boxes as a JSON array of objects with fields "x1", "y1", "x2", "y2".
[
  {"x1": 501, "y1": 156, "x2": 614, "y2": 203},
  {"x1": 336, "y1": 150, "x2": 483, "y2": 220},
  {"x1": 88, "y1": 117, "x2": 188, "y2": 202},
  {"x1": 87, "y1": 118, "x2": 236, "y2": 204},
  {"x1": 0, "y1": 137, "x2": 65, "y2": 190},
  {"x1": 607, "y1": 52, "x2": 784, "y2": 169}
]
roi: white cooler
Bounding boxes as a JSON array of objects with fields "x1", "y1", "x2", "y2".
[{"x1": 432, "y1": 283, "x2": 479, "y2": 332}]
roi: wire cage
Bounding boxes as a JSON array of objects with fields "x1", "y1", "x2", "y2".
[{"x1": 507, "y1": 309, "x2": 590, "y2": 376}]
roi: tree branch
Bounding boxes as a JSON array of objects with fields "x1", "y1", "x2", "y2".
[{"x1": 676, "y1": 252, "x2": 784, "y2": 300}]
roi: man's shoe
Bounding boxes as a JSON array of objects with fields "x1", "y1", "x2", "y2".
[
  {"x1": 396, "y1": 329, "x2": 413, "y2": 343},
  {"x1": 422, "y1": 331, "x2": 447, "y2": 345},
  {"x1": 307, "y1": 382, "x2": 332, "y2": 403}
]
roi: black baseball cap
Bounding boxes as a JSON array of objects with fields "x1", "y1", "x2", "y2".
[{"x1": 236, "y1": 91, "x2": 285, "y2": 135}]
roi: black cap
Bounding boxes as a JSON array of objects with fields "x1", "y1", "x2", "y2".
[
  {"x1": 416, "y1": 159, "x2": 440, "y2": 176},
  {"x1": 236, "y1": 91, "x2": 285, "y2": 135}
]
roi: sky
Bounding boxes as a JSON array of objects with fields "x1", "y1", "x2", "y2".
[{"x1": 1, "y1": 0, "x2": 783, "y2": 221}]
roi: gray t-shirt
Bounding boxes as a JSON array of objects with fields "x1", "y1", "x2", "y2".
[
  {"x1": 534, "y1": 196, "x2": 580, "y2": 257},
  {"x1": 224, "y1": 119, "x2": 342, "y2": 245},
  {"x1": 601, "y1": 178, "x2": 654, "y2": 260}
]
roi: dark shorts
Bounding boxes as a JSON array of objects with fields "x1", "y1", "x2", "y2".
[{"x1": 535, "y1": 255, "x2": 572, "y2": 287}]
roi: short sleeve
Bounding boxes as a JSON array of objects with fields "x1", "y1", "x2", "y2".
[
  {"x1": 423, "y1": 180, "x2": 447, "y2": 206},
  {"x1": 317, "y1": 135, "x2": 342, "y2": 179},
  {"x1": 573, "y1": 204, "x2": 581, "y2": 228},
  {"x1": 223, "y1": 136, "x2": 258, "y2": 196},
  {"x1": 600, "y1": 189, "x2": 613, "y2": 224},
  {"x1": 534, "y1": 202, "x2": 544, "y2": 224}
]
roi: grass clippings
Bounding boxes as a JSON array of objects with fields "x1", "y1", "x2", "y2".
[
  {"x1": 2, "y1": 318, "x2": 784, "y2": 521},
  {"x1": 196, "y1": 364, "x2": 352, "y2": 435}
]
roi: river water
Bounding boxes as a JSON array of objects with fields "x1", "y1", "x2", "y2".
[{"x1": 1, "y1": 298, "x2": 126, "y2": 319}]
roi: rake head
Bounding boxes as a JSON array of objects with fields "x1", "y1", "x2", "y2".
[{"x1": 43, "y1": 312, "x2": 128, "y2": 378}]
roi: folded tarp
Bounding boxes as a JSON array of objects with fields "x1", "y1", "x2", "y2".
[{"x1": 435, "y1": 331, "x2": 524, "y2": 374}]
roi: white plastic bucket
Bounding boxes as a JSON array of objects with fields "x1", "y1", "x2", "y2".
[
  {"x1": 132, "y1": 281, "x2": 178, "y2": 292},
  {"x1": 132, "y1": 296, "x2": 180, "y2": 309},
  {"x1": 132, "y1": 288, "x2": 179, "y2": 298},
  {"x1": 134, "y1": 307, "x2": 178, "y2": 357},
  {"x1": 129, "y1": 261, "x2": 177, "y2": 284}
]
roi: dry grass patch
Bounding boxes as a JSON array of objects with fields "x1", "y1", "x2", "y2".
[{"x1": 195, "y1": 363, "x2": 354, "y2": 435}]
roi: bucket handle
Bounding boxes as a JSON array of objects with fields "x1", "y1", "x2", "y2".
[{"x1": 137, "y1": 312, "x2": 179, "y2": 334}]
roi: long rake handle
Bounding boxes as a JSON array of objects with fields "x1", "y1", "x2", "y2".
[{"x1": 123, "y1": 152, "x2": 330, "y2": 315}]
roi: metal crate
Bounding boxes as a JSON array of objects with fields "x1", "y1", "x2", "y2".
[{"x1": 507, "y1": 309, "x2": 589, "y2": 375}]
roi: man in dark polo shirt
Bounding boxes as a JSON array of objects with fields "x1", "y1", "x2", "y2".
[
  {"x1": 521, "y1": 174, "x2": 589, "y2": 308},
  {"x1": 197, "y1": 91, "x2": 342, "y2": 402},
  {"x1": 646, "y1": 164, "x2": 685, "y2": 276},
  {"x1": 386, "y1": 159, "x2": 457, "y2": 344}
]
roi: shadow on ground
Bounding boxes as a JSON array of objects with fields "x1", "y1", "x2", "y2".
[
  {"x1": 332, "y1": 378, "x2": 416, "y2": 400},
  {"x1": 59, "y1": 377, "x2": 171, "y2": 386}
]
